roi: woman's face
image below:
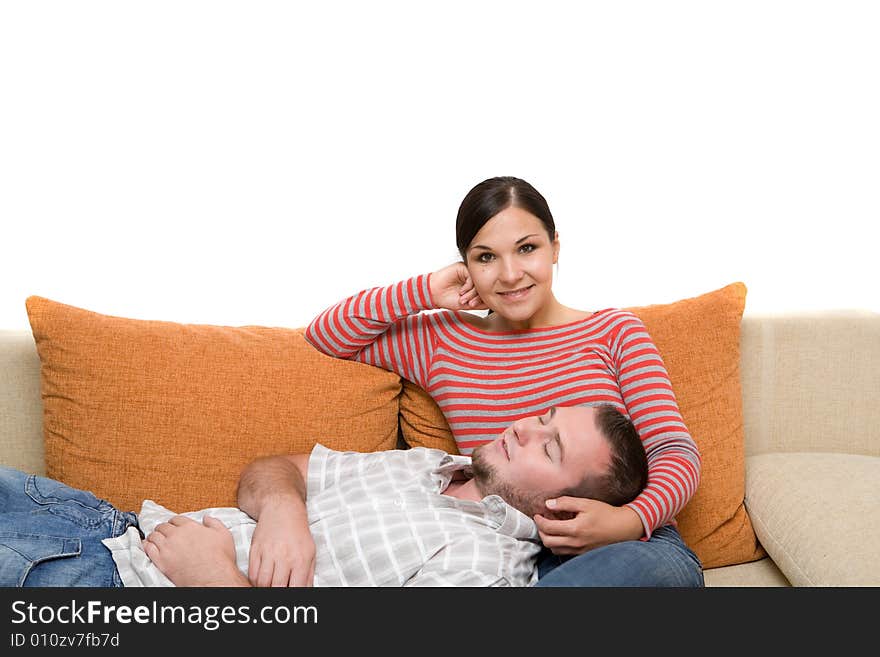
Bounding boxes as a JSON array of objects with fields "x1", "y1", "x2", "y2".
[{"x1": 464, "y1": 206, "x2": 559, "y2": 325}]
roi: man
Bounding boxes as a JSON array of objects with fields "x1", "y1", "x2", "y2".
[{"x1": 0, "y1": 403, "x2": 647, "y2": 587}]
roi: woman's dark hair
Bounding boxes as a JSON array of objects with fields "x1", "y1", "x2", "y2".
[{"x1": 455, "y1": 176, "x2": 556, "y2": 260}]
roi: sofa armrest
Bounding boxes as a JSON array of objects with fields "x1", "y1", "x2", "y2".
[
  {"x1": 740, "y1": 311, "x2": 880, "y2": 457},
  {"x1": 745, "y1": 451, "x2": 880, "y2": 586},
  {"x1": 0, "y1": 330, "x2": 45, "y2": 474}
]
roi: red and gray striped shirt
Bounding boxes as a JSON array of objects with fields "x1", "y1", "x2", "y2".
[{"x1": 305, "y1": 274, "x2": 701, "y2": 537}]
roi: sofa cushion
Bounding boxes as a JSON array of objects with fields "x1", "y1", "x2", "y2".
[
  {"x1": 745, "y1": 452, "x2": 880, "y2": 586},
  {"x1": 398, "y1": 283, "x2": 764, "y2": 569},
  {"x1": 25, "y1": 296, "x2": 402, "y2": 513},
  {"x1": 702, "y1": 557, "x2": 791, "y2": 587}
]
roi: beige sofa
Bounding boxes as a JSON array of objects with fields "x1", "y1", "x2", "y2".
[{"x1": 2, "y1": 311, "x2": 878, "y2": 586}]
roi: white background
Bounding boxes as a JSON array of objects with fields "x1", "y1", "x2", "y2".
[{"x1": 1, "y1": 1, "x2": 877, "y2": 331}]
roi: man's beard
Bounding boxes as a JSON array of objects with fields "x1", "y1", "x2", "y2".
[{"x1": 470, "y1": 445, "x2": 544, "y2": 518}]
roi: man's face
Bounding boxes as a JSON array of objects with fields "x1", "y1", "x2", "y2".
[{"x1": 470, "y1": 405, "x2": 611, "y2": 516}]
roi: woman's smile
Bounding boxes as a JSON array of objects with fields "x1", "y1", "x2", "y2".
[{"x1": 496, "y1": 284, "x2": 535, "y2": 301}]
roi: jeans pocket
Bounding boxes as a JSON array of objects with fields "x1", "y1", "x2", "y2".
[
  {"x1": 25, "y1": 475, "x2": 111, "y2": 530},
  {"x1": 0, "y1": 533, "x2": 81, "y2": 587}
]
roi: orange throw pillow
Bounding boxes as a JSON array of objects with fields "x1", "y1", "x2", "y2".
[
  {"x1": 399, "y1": 379, "x2": 459, "y2": 453},
  {"x1": 398, "y1": 283, "x2": 764, "y2": 569},
  {"x1": 26, "y1": 296, "x2": 401, "y2": 513},
  {"x1": 628, "y1": 283, "x2": 764, "y2": 569}
]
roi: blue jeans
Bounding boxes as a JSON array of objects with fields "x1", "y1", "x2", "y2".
[
  {"x1": 534, "y1": 524, "x2": 704, "y2": 587},
  {"x1": 0, "y1": 466, "x2": 139, "y2": 587}
]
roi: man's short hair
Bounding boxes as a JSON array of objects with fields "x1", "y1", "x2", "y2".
[{"x1": 559, "y1": 403, "x2": 649, "y2": 507}]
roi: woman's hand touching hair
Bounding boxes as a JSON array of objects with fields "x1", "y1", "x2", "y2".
[{"x1": 429, "y1": 262, "x2": 488, "y2": 311}]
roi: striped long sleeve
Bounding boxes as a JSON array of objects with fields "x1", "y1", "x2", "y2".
[
  {"x1": 304, "y1": 274, "x2": 437, "y2": 387},
  {"x1": 606, "y1": 314, "x2": 701, "y2": 535},
  {"x1": 304, "y1": 275, "x2": 701, "y2": 537}
]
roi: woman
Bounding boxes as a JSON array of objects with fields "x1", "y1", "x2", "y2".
[{"x1": 304, "y1": 176, "x2": 703, "y2": 586}]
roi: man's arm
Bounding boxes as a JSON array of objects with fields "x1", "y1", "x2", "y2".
[
  {"x1": 237, "y1": 453, "x2": 309, "y2": 516},
  {"x1": 236, "y1": 453, "x2": 316, "y2": 587}
]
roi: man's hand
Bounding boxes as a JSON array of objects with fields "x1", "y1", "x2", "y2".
[
  {"x1": 247, "y1": 502, "x2": 316, "y2": 587},
  {"x1": 429, "y1": 262, "x2": 487, "y2": 311},
  {"x1": 143, "y1": 515, "x2": 249, "y2": 587},
  {"x1": 533, "y1": 498, "x2": 645, "y2": 555}
]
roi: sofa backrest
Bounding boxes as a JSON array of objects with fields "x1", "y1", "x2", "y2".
[
  {"x1": 0, "y1": 330, "x2": 44, "y2": 474},
  {"x1": 2, "y1": 311, "x2": 879, "y2": 474},
  {"x1": 740, "y1": 312, "x2": 880, "y2": 458}
]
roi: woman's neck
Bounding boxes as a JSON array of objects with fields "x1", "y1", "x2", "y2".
[{"x1": 486, "y1": 298, "x2": 591, "y2": 332}]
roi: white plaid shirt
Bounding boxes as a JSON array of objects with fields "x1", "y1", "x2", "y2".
[{"x1": 104, "y1": 444, "x2": 541, "y2": 587}]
